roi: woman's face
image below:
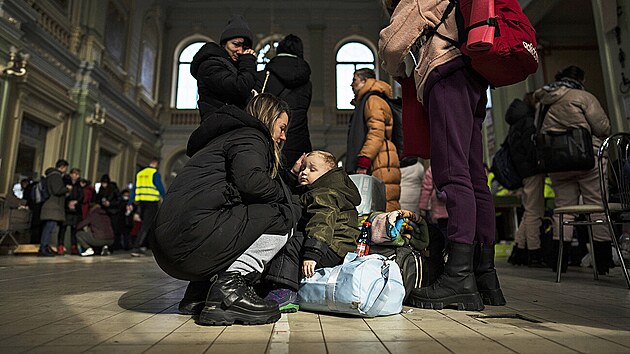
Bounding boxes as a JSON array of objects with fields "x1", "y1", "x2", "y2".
[
  {"x1": 271, "y1": 112, "x2": 289, "y2": 144},
  {"x1": 224, "y1": 38, "x2": 248, "y2": 61}
]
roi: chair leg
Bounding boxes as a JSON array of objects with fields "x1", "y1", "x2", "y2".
[
  {"x1": 608, "y1": 219, "x2": 630, "y2": 289},
  {"x1": 556, "y1": 213, "x2": 564, "y2": 283},
  {"x1": 585, "y1": 214, "x2": 598, "y2": 280}
]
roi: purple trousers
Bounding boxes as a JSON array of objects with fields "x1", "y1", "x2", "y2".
[{"x1": 423, "y1": 58, "x2": 495, "y2": 245}]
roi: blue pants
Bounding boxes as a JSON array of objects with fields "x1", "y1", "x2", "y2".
[
  {"x1": 423, "y1": 58, "x2": 495, "y2": 245},
  {"x1": 40, "y1": 220, "x2": 58, "y2": 251}
]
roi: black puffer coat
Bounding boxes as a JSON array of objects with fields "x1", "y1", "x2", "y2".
[
  {"x1": 255, "y1": 54, "x2": 312, "y2": 167},
  {"x1": 505, "y1": 99, "x2": 538, "y2": 179},
  {"x1": 151, "y1": 105, "x2": 294, "y2": 281},
  {"x1": 190, "y1": 42, "x2": 257, "y2": 121}
]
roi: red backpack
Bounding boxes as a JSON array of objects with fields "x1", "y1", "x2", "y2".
[{"x1": 431, "y1": 0, "x2": 539, "y2": 87}]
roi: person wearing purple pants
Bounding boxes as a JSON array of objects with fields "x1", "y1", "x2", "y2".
[{"x1": 379, "y1": 0, "x2": 505, "y2": 311}]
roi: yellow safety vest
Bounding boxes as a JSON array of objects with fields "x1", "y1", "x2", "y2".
[{"x1": 134, "y1": 167, "x2": 160, "y2": 202}]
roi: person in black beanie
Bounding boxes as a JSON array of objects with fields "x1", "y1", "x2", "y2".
[
  {"x1": 255, "y1": 34, "x2": 313, "y2": 168},
  {"x1": 190, "y1": 15, "x2": 257, "y2": 122}
]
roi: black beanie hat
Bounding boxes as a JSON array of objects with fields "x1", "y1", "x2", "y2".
[{"x1": 220, "y1": 15, "x2": 253, "y2": 48}]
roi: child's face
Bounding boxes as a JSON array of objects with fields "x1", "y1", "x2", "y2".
[{"x1": 299, "y1": 155, "x2": 332, "y2": 185}]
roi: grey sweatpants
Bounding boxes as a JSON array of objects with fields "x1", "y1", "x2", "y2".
[{"x1": 227, "y1": 233, "x2": 289, "y2": 275}]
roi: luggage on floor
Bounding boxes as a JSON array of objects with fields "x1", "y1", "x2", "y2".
[
  {"x1": 370, "y1": 244, "x2": 426, "y2": 304},
  {"x1": 349, "y1": 174, "x2": 386, "y2": 216},
  {"x1": 297, "y1": 253, "x2": 404, "y2": 317}
]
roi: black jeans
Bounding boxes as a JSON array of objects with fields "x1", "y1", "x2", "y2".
[{"x1": 134, "y1": 201, "x2": 159, "y2": 248}]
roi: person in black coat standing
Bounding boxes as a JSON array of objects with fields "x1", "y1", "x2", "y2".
[
  {"x1": 151, "y1": 94, "x2": 299, "y2": 326},
  {"x1": 505, "y1": 93, "x2": 547, "y2": 266},
  {"x1": 190, "y1": 15, "x2": 257, "y2": 122},
  {"x1": 255, "y1": 34, "x2": 313, "y2": 168}
]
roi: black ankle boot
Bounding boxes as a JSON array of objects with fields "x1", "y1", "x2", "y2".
[
  {"x1": 408, "y1": 242, "x2": 484, "y2": 311},
  {"x1": 179, "y1": 281, "x2": 211, "y2": 315},
  {"x1": 593, "y1": 241, "x2": 613, "y2": 275},
  {"x1": 527, "y1": 248, "x2": 546, "y2": 268},
  {"x1": 474, "y1": 243, "x2": 506, "y2": 306},
  {"x1": 197, "y1": 271, "x2": 281, "y2": 326},
  {"x1": 507, "y1": 245, "x2": 528, "y2": 266}
]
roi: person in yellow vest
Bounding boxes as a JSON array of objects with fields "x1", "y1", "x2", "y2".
[{"x1": 128, "y1": 158, "x2": 166, "y2": 256}]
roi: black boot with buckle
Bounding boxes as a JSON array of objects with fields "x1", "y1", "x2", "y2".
[
  {"x1": 197, "y1": 271, "x2": 281, "y2": 326},
  {"x1": 179, "y1": 281, "x2": 212, "y2": 315},
  {"x1": 474, "y1": 243, "x2": 507, "y2": 306},
  {"x1": 408, "y1": 242, "x2": 484, "y2": 311}
]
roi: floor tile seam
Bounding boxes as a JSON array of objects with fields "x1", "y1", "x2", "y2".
[
  {"x1": 317, "y1": 314, "x2": 330, "y2": 354},
  {"x1": 536, "y1": 318, "x2": 630, "y2": 349},
  {"x1": 515, "y1": 325, "x2": 589, "y2": 354},
  {"x1": 401, "y1": 313, "x2": 454, "y2": 353},
  {"x1": 0, "y1": 265, "x2": 97, "y2": 283},
  {"x1": 143, "y1": 314, "x2": 193, "y2": 348},
  {"x1": 439, "y1": 311, "x2": 519, "y2": 354},
  {"x1": 517, "y1": 307, "x2": 630, "y2": 332},
  {"x1": 30, "y1": 329, "x2": 121, "y2": 353},
  {"x1": 1, "y1": 297, "x2": 124, "y2": 339},
  {"x1": 202, "y1": 327, "x2": 228, "y2": 353}
]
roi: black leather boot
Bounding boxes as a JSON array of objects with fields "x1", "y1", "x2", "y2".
[
  {"x1": 507, "y1": 245, "x2": 528, "y2": 266},
  {"x1": 593, "y1": 241, "x2": 613, "y2": 275},
  {"x1": 474, "y1": 243, "x2": 506, "y2": 306},
  {"x1": 197, "y1": 271, "x2": 281, "y2": 326},
  {"x1": 179, "y1": 281, "x2": 211, "y2": 315},
  {"x1": 408, "y1": 242, "x2": 484, "y2": 311},
  {"x1": 527, "y1": 248, "x2": 546, "y2": 268}
]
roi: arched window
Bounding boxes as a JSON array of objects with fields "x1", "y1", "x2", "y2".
[
  {"x1": 255, "y1": 34, "x2": 284, "y2": 71},
  {"x1": 336, "y1": 42, "x2": 375, "y2": 110},
  {"x1": 175, "y1": 41, "x2": 205, "y2": 109}
]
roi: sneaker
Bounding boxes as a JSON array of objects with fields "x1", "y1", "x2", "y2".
[
  {"x1": 264, "y1": 288, "x2": 299, "y2": 313},
  {"x1": 101, "y1": 245, "x2": 111, "y2": 256},
  {"x1": 80, "y1": 248, "x2": 95, "y2": 257},
  {"x1": 57, "y1": 244, "x2": 65, "y2": 256},
  {"x1": 130, "y1": 247, "x2": 147, "y2": 257},
  {"x1": 70, "y1": 245, "x2": 79, "y2": 255}
]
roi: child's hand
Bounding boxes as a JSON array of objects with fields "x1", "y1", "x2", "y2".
[{"x1": 302, "y1": 260, "x2": 317, "y2": 278}]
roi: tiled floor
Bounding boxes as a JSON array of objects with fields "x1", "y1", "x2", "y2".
[{"x1": 1, "y1": 252, "x2": 629, "y2": 354}]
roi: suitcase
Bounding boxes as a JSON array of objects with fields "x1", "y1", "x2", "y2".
[{"x1": 349, "y1": 174, "x2": 386, "y2": 216}]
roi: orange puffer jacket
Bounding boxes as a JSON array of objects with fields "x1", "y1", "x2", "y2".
[{"x1": 355, "y1": 79, "x2": 401, "y2": 211}]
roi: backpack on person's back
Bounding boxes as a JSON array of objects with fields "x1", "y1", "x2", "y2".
[
  {"x1": 362, "y1": 91, "x2": 404, "y2": 159},
  {"x1": 31, "y1": 176, "x2": 50, "y2": 204},
  {"x1": 423, "y1": 0, "x2": 538, "y2": 87}
]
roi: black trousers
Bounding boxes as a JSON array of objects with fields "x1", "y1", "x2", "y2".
[{"x1": 134, "y1": 201, "x2": 159, "y2": 248}]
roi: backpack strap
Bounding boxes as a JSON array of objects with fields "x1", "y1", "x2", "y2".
[
  {"x1": 409, "y1": 0, "x2": 462, "y2": 64},
  {"x1": 535, "y1": 105, "x2": 551, "y2": 134}
]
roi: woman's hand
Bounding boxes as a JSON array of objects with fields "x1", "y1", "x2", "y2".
[
  {"x1": 292, "y1": 153, "x2": 307, "y2": 175},
  {"x1": 242, "y1": 48, "x2": 255, "y2": 56},
  {"x1": 355, "y1": 168, "x2": 368, "y2": 174},
  {"x1": 302, "y1": 260, "x2": 317, "y2": 278}
]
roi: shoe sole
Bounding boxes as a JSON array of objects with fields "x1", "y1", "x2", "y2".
[
  {"x1": 279, "y1": 303, "x2": 299, "y2": 313},
  {"x1": 197, "y1": 304, "x2": 281, "y2": 326},
  {"x1": 409, "y1": 293, "x2": 485, "y2": 311}
]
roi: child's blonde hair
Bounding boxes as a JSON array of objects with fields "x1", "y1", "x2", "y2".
[{"x1": 307, "y1": 150, "x2": 337, "y2": 170}]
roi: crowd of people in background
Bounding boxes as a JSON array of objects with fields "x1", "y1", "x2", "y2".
[{"x1": 11, "y1": 158, "x2": 162, "y2": 258}]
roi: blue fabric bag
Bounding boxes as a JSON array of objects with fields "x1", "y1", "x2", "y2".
[{"x1": 297, "y1": 253, "x2": 405, "y2": 317}]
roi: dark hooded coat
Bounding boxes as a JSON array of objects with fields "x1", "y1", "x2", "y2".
[
  {"x1": 151, "y1": 105, "x2": 295, "y2": 281},
  {"x1": 190, "y1": 42, "x2": 257, "y2": 121},
  {"x1": 255, "y1": 54, "x2": 312, "y2": 167},
  {"x1": 505, "y1": 99, "x2": 538, "y2": 179}
]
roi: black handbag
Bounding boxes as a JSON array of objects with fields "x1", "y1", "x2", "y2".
[
  {"x1": 491, "y1": 141, "x2": 523, "y2": 190},
  {"x1": 534, "y1": 105, "x2": 595, "y2": 173}
]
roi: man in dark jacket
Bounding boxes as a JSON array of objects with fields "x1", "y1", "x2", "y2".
[
  {"x1": 75, "y1": 204, "x2": 115, "y2": 256},
  {"x1": 190, "y1": 15, "x2": 257, "y2": 121},
  {"x1": 38, "y1": 159, "x2": 70, "y2": 257},
  {"x1": 57, "y1": 167, "x2": 83, "y2": 255},
  {"x1": 255, "y1": 34, "x2": 313, "y2": 168}
]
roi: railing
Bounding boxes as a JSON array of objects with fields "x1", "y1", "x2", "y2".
[
  {"x1": 170, "y1": 110, "x2": 199, "y2": 125},
  {"x1": 28, "y1": 1, "x2": 72, "y2": 50}
]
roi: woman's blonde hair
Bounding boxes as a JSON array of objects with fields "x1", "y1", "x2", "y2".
[{"x1": 245, "y1": 93, "x2": 290, "y2": 178}]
